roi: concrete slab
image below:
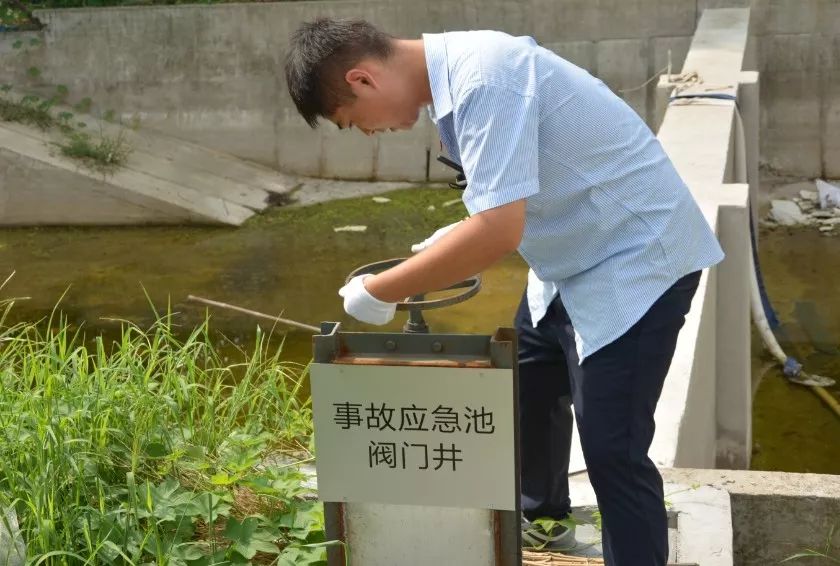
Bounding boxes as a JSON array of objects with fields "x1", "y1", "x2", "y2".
[
  {"x1": 655, "y1": 10, "x2": 756, "y2": 474},
  {"x1": 0, "y1": 123, "x2": 254, "y2": 225},
  {"x1": 531, "y1": 0, "x2": 600, "y2": 43},
  {"x1": 160, "y1": 114, "x2": 278, "y2": 171},
  {"x1": 818, "y1": 0, "x2": 840, "y2": 35},
  {"x1": 30, "y1": 4, "x2": 284, "y2": 168},
  {"x1": 113, "y1": 114, "x2": 297, "y2": 199},
  {"x1": 661, "y1": 103, "x2": 740, "y2": 186},
  {"x1": 287, "y1": 177, "x2": 418, "y2": 208},
  {"x1": 738, "y1": 72, "x2": 761, "y2": 231},
  {"x1": 0, "y1": 146, "x2": 197, "y2": 225},
  {"x1": 0, "y1": 121, "x2": 272, "y2": 212},
  {"x1": 680, "y1": 8, "x2": 750, "y2": 86},
  {"x1": 287, "y1": 467, "x2": 838, "y2": 566},
  {"x1": 567, "y1": 472, "x2": 733, "y2": 565},
  {"x1": 760, "y1": 72, "x2": 823, "y2": 177},
  {"x1": 643, "y1": 0, "x2": 699, "y2": 39},
  {"x1": 8, "y1": 0, "x2": 833, "y2": 184},
  {"x1": 662, "y1": 469, "x2": 840, "y2": 566},
  {"x1": 276, "y1": 112, "x2": 324, "y2": 178},
  {"x1": 0, "y1": 83, "x2": 303, "y2": 224},
  {"x1": 666, "y1": 263, "x2": 718, "y2": 469},
  {"x1": 815, "y1": 32, "x2": 840, "y2": 71},
  {"x1": 533, "y1": 0, "x2": 696, "y2": 42},
  {"x1": 321, "y1": 127, "x2": 377, "y2": 180},
  {"x1": 596, "y1": 39, "x2": 650, "y2": 119},
  {"x1": 8, "y1": 0, "x2": 698, "y2": 181},
  {"x1": 759, "y1": 34, "x2": 817, "y2": 72},
  {"x1": 0, "y1": 31, "x2": 45, "y2": 89},
  {"x1": 696, "y1": 0, "x2": 750, "y2": 15},
  {"x1": 375, "y1": 129, "x2": 430, "y2": 182},
  {"x1": 0, "y1": 84, "x2": 297, "y2": 197},
  {"x1": 714, "y1": 184, "x2": 752, "y2": 469},
  {"x1": 659, "y1": 9, "x2": 750, "y2": 185},
  {"x1": 761, "y1": 0, "x2": 820, "y2": 35},
  {"x1": 824, "y1": 76, "x2": 840, "y2": 178}
]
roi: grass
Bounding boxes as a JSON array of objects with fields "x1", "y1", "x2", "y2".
[
  {"x1": 0, "y1": 94, "x2": 54, "y2": 130},
  {"x1": 0, "y1": 295, "x2": 327, "y2": 565},
  {"x1": 0, "y1": 2, "x2": 39, "y2": 29},
  {"x1": 0, "y1": 91, "x2": 134, "y2": 174},
  {"x1": 782, "y1": 525, "x2": 840, "y2": 563},
  {"x1": 59, "y1": 129, "x2": 132, "y2": 174}
]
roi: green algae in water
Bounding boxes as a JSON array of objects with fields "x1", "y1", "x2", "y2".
[
  {"x1": 751, "y1": 227, "x2": 840, "y2": 474},
  {"x1": 0, "y1": 186, "x2": 521, "y2": 363},
  {"x1": 0, "y1": 190, "x2": 837, "y2": 473}
]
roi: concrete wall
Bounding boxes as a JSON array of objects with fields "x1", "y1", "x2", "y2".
[
  {"x1": 2, "y1": 0, "x2": 834, "y2": 181},
  {"x1": 700, "y1": 0, "x2": 840, "y2": 179},
  {"x1": 559, "y1": 9, "x2": 756, "y2": 474},
  {"x1": 663, "y1": 468, "x2": 840, "y2": 566},
  {"x1": 2, "y1": 1, "x2": 835, "y2": 181},
  {"x1": 2, "y1": 0, "x2": 699, "y2": 182},
  {"x1": 0, "y1": 87, "x2": 298, "y2": 226},
  {"x1": 651, "y1": 9, "x2": 755, "y2": 470}
]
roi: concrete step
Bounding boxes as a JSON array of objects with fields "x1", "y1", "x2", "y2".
[
  {"x1": 0, "y1": 86, "x2": 299, "y2": 224},
  {"x1": 0, "y1": 119, "x2": 272, "y2": 213},
  {"x1": 125, "y1": 125, "x2": 298, "y2": 201},
  {"x1": 0, "y1": 121, "x2": 255, "y2": 225}
]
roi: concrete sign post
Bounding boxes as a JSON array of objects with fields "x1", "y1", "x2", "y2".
[{"x1": 312, "y1": 322, "x2": 521, "y2": 566}]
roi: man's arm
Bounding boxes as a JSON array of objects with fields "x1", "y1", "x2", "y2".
[
  {"x1": 364, "y1": 198, "x2": 526, "y2": 302},
  {"x1": 342, "y1": 84, "x2": 537, "y2": 320}
]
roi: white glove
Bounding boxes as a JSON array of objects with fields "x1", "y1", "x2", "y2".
[
  {"x1": 410, "y1": 220, "x2": 464, "y2": 253},
  {"x1": 338, "y1": 274, "x2": 397, "y2": 325}
]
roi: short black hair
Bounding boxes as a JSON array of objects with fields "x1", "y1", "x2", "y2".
[{"x1": 284, "y1": 18, "x2": 394, "y2": 128}]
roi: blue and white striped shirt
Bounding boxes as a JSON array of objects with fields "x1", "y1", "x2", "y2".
[{"x1": 423, "y1": 31, "x2": 724, "y2": 362}]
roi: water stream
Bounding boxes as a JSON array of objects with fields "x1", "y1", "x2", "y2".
[
  {"x1": 0, "y1": 188, "x2": 836, "y2": 473},
  {"x1": 750, "y1": 226, "x2": 840, "y2": 473}
]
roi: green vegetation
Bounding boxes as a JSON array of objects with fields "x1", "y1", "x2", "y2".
[
  {"x1": 253, "y1": 186, "x2": 467, "y2": 236},
  {"x1": 782, "y1": 526, "x2": 840, "y2": 563},
  {"x1": 59, "y1": 129, "x2": 132, "y2": 173},
  {"x1": 0, "y1": 296, "x2": 327, "y2": 565},
  {"x1": 0, "y1": 92, "x2": 54, "y2": 129},
  {"x1": 0, "y1": 37, "x2": 133, "y2": 174},
  {"x1": 0, "y1": 89, "x2": 133, "y2": 173},
  {"x1": 0, "y1": 1, "x2": 39, "y2": 29}
]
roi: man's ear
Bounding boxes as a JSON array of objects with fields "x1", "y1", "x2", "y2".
[{"x1": 345, "y1": 68, "x2": 378, "y2": 95}]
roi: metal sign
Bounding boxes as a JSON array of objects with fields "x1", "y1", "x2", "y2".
[
  {"x1": 311, "y1": 363, "x2": 516, "y2": 510},
  {"x1": 312, "y1": 323, "x2": 521, "y2": 566}
]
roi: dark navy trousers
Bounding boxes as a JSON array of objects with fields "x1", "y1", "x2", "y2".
[{"x1": 514, "y1": 271, "x2": 701, "y2": 566}]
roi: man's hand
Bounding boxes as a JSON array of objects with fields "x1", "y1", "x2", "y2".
[
  {"x1": 410, "y1": 220, "x2": 464, "y2": 253},
  {"x1": 365, "y1": 199, "x2": 526, "y2": 303},
  {"x1": 338, "y1": 274, "x2": 397, "y2": 325}
]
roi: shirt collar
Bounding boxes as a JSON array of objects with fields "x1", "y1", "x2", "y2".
[{"x1": 422, "y1": 33, "x2": 453, "y2": 123}]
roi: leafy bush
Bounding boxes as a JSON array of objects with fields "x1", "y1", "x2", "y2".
[{"x1": 0, "y1": 303, "x2": 326, "y2": 565}]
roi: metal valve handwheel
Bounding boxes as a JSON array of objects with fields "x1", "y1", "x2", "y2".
[{"x1": 346, "y1": 258, "x2": 481, "y2": 333}]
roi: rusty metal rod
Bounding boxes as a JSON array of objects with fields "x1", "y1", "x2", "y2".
[{"x1": 187, "y1": 295, "x2": 320, "y2": 333}]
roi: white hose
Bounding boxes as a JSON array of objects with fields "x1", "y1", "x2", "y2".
[
  {"x1": 731, "y1": 102, "x2": 835, "y2": 389},
  {"x1": 748, "y1": 259, "x2": 789, "y2": 366}
]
